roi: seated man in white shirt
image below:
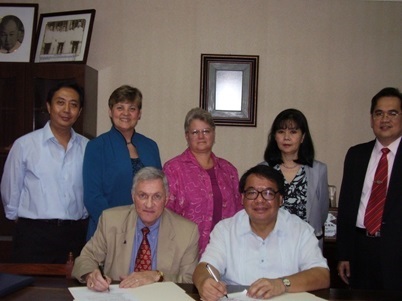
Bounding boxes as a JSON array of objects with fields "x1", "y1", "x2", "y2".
[{"x1": 193, "y1": 165, "x2": 329, "y2": 301}]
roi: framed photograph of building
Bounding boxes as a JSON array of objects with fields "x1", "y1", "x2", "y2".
[
  {"x1": 34, "y1": 9, "x2": 95, "y2": 63},
  {"x1": 0, "y1": 3, "x2": 38, "y2": 62},
  {"x1": 200, "y1": 54, "x2": 259, "y2": 127}
]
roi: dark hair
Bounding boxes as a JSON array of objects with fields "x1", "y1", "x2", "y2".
[
  {"x1": 108, "y1": 85, "x2": 142, "y2": 109},
  {"x1": 370, "y1": 87, "x2": 402, "y2": 114},
  {"x1": 46, "y1": 81, "x2": 85, "y2": 108},
  {"x1": 263, "y1": 108, "x2": 314, "y2": 167},
  {"x1": 239, "y1": 165, "x2": 285, "y2": 196}
]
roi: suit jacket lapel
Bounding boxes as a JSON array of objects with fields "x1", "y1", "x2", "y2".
[
  {"x1": 354, "y1": 141, "x2": 375, "y2": 200},
  {"x1": 156, "y1": 210, "x2": 175, "y2": 271},
  {"x1": 304, "y1": 164, "x2": 317, "y2": 220},
  {"x1": 384, "y1": 139, "x2": 402, "y2": 215},
  {"x1": 113, "y1": 206, "x2": 138, "y2": 275}
]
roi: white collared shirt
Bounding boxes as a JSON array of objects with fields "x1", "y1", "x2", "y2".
[
  {"x1": 200, "y1": 209, "x2": 328, "y2": 285},
  {"x1": 1, "y1": 121, "x2": 89, "y2": 220}
]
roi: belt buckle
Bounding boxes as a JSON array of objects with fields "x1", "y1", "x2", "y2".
[{"x1": 366, "y1": 230, "x2": 381, "y2": 238}]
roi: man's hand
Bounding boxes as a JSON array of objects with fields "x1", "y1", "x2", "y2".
[
  {"x1": 198, "y1": 277, "x2": 227, "y2": 301},
  {"x1": 247, "y1": 278, "x2": 285, "y2": 299},
  {"x1": 119, "y1": 270, "x2": 159, "y2": 288},
  {"x1": 85, "y1": 269, "x2": 111, "y2": 292},
  {"x1": 337, "y1": 261, "x2": 350, "y2": 285}
]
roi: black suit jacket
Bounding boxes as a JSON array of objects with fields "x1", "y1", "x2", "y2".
[{"x1": 337, "y1": 139, "x2": 402, "y2": 289}]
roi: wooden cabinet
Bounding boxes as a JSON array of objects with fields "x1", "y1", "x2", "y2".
[{"x1": 0, "y1": 62, "x2": 97, "y2": 262}]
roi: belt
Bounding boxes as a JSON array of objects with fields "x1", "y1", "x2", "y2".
[
  {"x1": 356, "y1": 227, "x2": 381, "y2": 238},
  {"x1": 19, "y1": 217, "x2": 87, "y2": 226}
]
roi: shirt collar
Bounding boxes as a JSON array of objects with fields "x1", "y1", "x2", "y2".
[
  {"x1": 136, "y1": 216, "x2": 161, "y2": 233},
  {"x1": 375, "y1": 136, "x2": 401, "y2": 156},
  {"x1": 238, "y1": 208, "x2": 286, "y2": 239},
  {"x1": 42, "y1": 121, "x2": 77, "y2": 145}
]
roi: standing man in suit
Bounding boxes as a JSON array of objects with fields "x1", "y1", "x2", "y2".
[
  {"x1": 337, "y1": 87, "x2": 402, "y2": 290},
  {"x1": 72, "y1": 167, "x2": 199, "y2": 292}
]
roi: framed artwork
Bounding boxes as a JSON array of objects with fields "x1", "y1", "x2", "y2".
[
  {"x1": 0, "y1": 3, "x2": 38, "y2": 62},
  {"x1": 34, "y1": 9, "x2": 95, "y2": 63},
  {"x1": 324, "y1": 207, "x2": 338, "y2": 241},
  {"x1": 200, "y1": 54, "x2": 259, "y2": 127}
]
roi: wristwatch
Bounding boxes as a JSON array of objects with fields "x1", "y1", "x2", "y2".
[
  {"x1": 281, "y1": 278, "x2": 291, "y2": 292},
  {"x1": 155, "y1": 270, "x2": 164, "y2": 282}
]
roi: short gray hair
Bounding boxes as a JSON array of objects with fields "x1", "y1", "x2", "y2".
[
  {"x1": 184, "y1": 107, "x2": 215, "y2": 132},
  {"x1": 131, "y1": 167, "x2": 169, "y2": 195}
]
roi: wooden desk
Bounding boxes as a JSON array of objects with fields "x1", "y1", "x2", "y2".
[{"x1": 3, "y1": 277, "x2": 402, "y2": 301}]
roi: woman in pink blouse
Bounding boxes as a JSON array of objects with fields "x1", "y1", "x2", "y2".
[{"x1": 163, "y1": 108, "x2": 242, "y2": 255}]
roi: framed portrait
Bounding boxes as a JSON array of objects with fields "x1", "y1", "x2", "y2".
[
  {"x1": 34, "y1": 9, "x2": 95, "y2": 63},
  {"x1": 200, "y1": 54, "x2": 259, "y2": 127},
  {"x1": 324, "y1": 207, "x2": 338, "y2": 241},
  {"x1": 0, "y1": 3, "x2": 38, "y2": 62}
]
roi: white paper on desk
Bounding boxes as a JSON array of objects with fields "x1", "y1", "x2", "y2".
[
  {"x1": 221, "y1": 289, "x2": 327, "y2": 301},
  {"x1": 69, "y1": 284, "x2": 138, "y2": 301},
  {"x1": 69, "y1": 282, "x2": 195, "y2": 301},
  {"x1": 127, "y1": 282, "x2": 195, "y2": 301}
]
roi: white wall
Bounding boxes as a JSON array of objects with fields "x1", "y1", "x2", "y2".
[{"x1": 8, "y1": 0, "x2": 402, "y2": 204}]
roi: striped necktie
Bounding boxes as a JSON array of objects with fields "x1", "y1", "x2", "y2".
[{"x1": 364, "y1": 148, "x2": 390, "y2": 234}]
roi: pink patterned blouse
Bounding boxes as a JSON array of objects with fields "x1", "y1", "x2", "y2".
[{"x1": 163, "y1": 148, "x2": 242, "y2": 255}]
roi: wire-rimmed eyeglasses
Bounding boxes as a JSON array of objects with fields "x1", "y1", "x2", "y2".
[
  {"x1": 188, "y1": 128, "x2": 213, "y2": 136},
  {"x1": 243, "y1": 188, "x2": 279, "y2": 201},
  {"x1": 372, "y1": 110, "x2": 402, "y2": 120}
]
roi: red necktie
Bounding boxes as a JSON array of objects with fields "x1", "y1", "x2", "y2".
[
  {"x1": 364, "y1": 148, "x2": 390, "y2": 234},
  {"x1": 134, "y1": 227, "x2": 152, "y2": 271}
]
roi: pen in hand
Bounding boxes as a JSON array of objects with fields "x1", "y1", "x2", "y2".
[
  {"x1": 98, "y1": 263, "x2": 110, "y2": 292},
  {"x1": 206, "y1": 263, "x2": 228, "y2": 299}
]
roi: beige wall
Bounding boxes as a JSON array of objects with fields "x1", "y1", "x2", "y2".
[{"x1": 9, "y1": 0, "x2": 402, "y2": 205}]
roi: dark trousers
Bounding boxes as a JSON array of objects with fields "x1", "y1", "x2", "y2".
[
  {"x1": 350, "y1": 229, "x2": 383, "y2": 290},
  {"x1": 12, "y1": 218, "x2": 88, "y2": 263}
]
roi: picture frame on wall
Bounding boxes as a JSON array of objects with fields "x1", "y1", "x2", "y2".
[
  {"x1": 199, "y1": 54, "x2": 259, "y2": 127},
  {"x1": 0, "y1": 3, "x2": 38, "y2": 62},
  {"x1": 34, "y1": 9, "x2": 95, "y2": 63}
]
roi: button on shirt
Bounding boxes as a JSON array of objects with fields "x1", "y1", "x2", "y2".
[
  {"x1": 200, "y1": 209, "x2": 328, "y2": 285},
  {"x1": 1, "y1": 122, "x2": 89, "y2": 220}
]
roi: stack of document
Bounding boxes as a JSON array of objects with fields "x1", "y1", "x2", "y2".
[{"x1": 69, "y1": 282, "x2": 195, "y2": 301}]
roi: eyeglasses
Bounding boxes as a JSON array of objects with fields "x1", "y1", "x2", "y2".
[
  {"x1": 372, "y1": 110, "x2": 402, "y2": 120},
  {"x1": 136, "y1": 192, "x2": 165, "y2": 202},
  {"x1": 243, "y1": 188, "x2": 279, "y2": 201},
  {"x1": 188, "y1": 128, "x2": 213, "y2": 136}
]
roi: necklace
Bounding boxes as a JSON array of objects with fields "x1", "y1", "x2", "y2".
[
  {"x1": 126, "y1": 141, "x2": 132, "y2": 145},
  {"x1": 281, "y1": 163, "x2": 298, "y2": 169}
]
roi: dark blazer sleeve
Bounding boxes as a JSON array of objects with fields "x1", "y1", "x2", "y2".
[
  {"x1": 337, "y1": 141, "x2": 374, "y2": 260},
  {"x1": 381, "y1": 139, "x2": 402, "y2": 285}
]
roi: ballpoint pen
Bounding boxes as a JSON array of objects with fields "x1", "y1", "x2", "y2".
[
  {"x1": 98, "y1": 263, "x2": 110, "y2": 292},
  {"x1": 206, "y1": 263, "x2": 228, "y2": 299}
]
